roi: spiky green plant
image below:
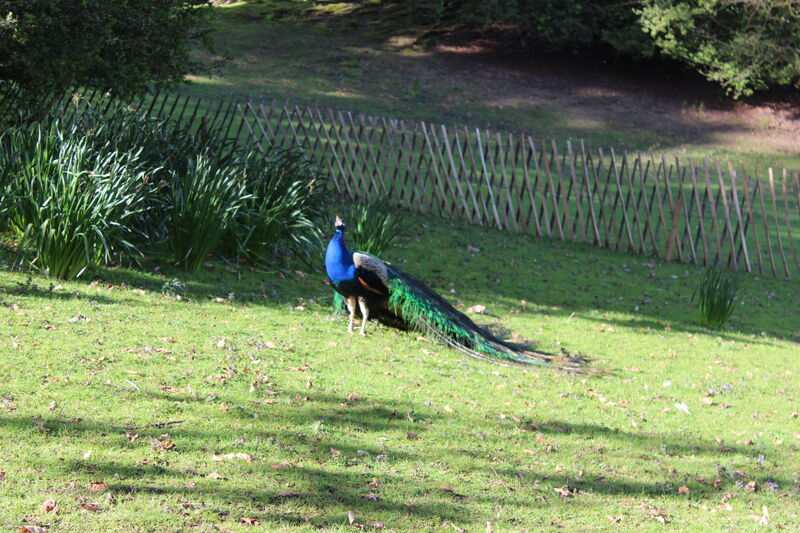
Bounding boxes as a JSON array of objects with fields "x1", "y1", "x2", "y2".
[
  {"x1": 1, "y1": 123, "x2": 151, "y2": 278},
  {"x1": 83, "y1": 108, "x2": 234, "y2": 248},
  {"x1": 335, "y1": 201, "x2": 405, "y2": 257},
  {"x1": 228, "y1": 148, "x2": 324, "y2": 265},
  {"x1": 694, "y1": 264, "x2": 738, "y2": 329},
  {"x1": 169, "y1": 154, "x2": 250, "y2": 271}
]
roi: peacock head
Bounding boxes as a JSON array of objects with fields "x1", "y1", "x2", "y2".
[{"x1": 334, "y1": 216, "x2": 346, "y2": 233}]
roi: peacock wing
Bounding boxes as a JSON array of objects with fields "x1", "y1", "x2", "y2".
[{"x1": 352, "y1": 252, "x2": 390, "y2": 296}]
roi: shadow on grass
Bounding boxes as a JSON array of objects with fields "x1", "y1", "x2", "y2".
[{"x1": 0, "y1": 387, "x2": 790, "y2": 527}]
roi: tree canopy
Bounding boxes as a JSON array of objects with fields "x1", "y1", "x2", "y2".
[{"x1": 0, "y1": 0, "x2": 211, "y2": 101}]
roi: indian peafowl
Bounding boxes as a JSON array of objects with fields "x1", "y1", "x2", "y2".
[{"x1": 325, "y1": 216, "x2": 572, "y2": 368}]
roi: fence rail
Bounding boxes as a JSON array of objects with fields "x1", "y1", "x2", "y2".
[{"x1": 10, "y1": 88, "x2": 800, "y2": 279}]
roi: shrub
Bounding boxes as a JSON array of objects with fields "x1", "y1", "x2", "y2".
[
  {"x1": 169, "y1": 154, "x2": 249, "y2": 272},
  {"x1": 336, "y1": 201, "x2": 406, "y2": 257},
  {"x1": 229, "y1": 148, "x2": 324, "y2": 265},
  {"x1": 83, "y1": 109, "x2": 236, "y2": 247},
  {"x1": 0, "y1": 0, "x2": 211, "y2": 105},
  {"x1": 694, "y1": 265, "x2": 738, "y2": 329},
  {"x1": 638, "y1": 1, "x2": 800, "y2": 98},
  {"x1": 2, "y1": 123, "x2": 150, "y2": 278}
]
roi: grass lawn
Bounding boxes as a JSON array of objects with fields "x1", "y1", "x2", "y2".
[{"x1": 1, "y1": 214, "x2": 798, "y2": 531}]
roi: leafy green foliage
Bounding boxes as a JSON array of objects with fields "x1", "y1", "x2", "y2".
[
  {"x1": 334, "y1": 201, "x2": 405, "y2": 257},
  {"x1": 638, "y1": 0, "x2": 800, "y2": 97},
  {"x1": 229, "y1": 148, "x2": 324, "y2": 265},
  {"x1": 0, "y1": 0, "x2": 212, "y2": 108},
  {"x1": 169, "y1": 154, "x2": 250, "y2": 272},
  {"x1": 694, "y1": 264, "x2": 737, "y2": 329},
  {"x1": 0, "y1": 123, "x2": 151, "y2": 278},
  {"x1": 82, "y1": 109, "x2": 235, "y2": 247}
]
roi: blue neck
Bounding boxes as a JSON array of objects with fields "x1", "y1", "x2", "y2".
[{"x1": 325, "y1": 230, "x2": 355, "y2": 282}]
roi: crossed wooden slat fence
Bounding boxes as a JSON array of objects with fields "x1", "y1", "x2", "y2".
[
  {"x1": 7, "y1": 88, "x2": 800, "y2": 279},
  {"x1": 236, "y1": 100, "x2": 800, "y2": 280}
]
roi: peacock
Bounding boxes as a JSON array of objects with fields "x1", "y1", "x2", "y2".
[{"x1": 325, "y1": 216, "x2": 577, "y2": 368}]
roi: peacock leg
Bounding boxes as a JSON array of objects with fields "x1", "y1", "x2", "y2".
[
  {"x1": 346, "y1": 295, "x2": 357, "y2": 333},
  {"x1": 357, "y1": 296, "x2": 369, "y2": 336}
]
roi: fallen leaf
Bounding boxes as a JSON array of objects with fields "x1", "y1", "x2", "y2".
[
  {"x1": 207, "y1": 472, "x2": 226, "y2": 480},
  {"x1": 673, "y1": 403, "x2": 691, "y2": 414},
  {"x1": 40, "y1": 499, "x2": 59, "y2": 514},
  {"x1": 212, "y1": 453, "x2": 254, "y2": 463},
  {"x1": 157, "y1": 439, "x2": 176, "y2": 451},
  {"x1": 88, "y1": 481, "x2": 107, "y2": 492},
  {"x1": 652, "y1": 514, "x2": 668, "y2": 524},
  {"x1": 219, "y1": 403, "x2": 229, "y2": 412},
  {"x1": 330, "y1": 448, "x2": 341, "y2": 457},
  {"x1": 348, "y1": 510, "x2": 356, "y2": 525},
  {"x1": 406, "y1": 431, "x2": 419, "y2": 440},
  {"x1": 744, "y1": 481, "x2": 758, "y2": 492},
  {"x1": 467, "y1": 305, "x2": 486, "y2": 314},
  {"x1": 608, "y1": 516, "x2": 622, "y2": 523},
  {"x1": 240, "y1": 517, "x2": 260, "y2": 526},
  {"x1": 678, "y1": 485, "x2": 689, "y2": 495},
  {"x1": 80, "y1": 502, "x2": 101, "y2": 512},
  {"x1": 367, "y1": 521, "x2": 385, "y2": 529},
  {"x1": 554, "y1": 486, "x2": 574, "y2": 498},
  {"x1": 19, "y1": 527, "x2": 48, "y2": 533},
  {"x1": 362, "y1": 492, "x2": 379, "y2": 501},
  {"x1": 0, "y1": 472, "x2": 5, "y2": 482},
  {"x1": 124, "y1": 432, "x2": 138, "y2": 442}
]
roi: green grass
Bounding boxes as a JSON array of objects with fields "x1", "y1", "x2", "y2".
[
  {"x1": 1, "y1": 214, "x2": 798, "y2": 531},
  {"x1": 179, "y1": 1, "x2": 800, "y2": 173}
]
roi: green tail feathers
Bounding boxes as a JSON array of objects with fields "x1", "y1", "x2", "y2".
[
  {"x1": 329, "y1": 260, "x2": 580, "y2": 368},
  {"x1": 385, "y1": 266, "x2": 552, "y2": 367}
]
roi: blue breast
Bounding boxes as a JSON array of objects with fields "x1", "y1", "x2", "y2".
[{"x1": 325, "y1": 231, "x2": 356, "y2": 283}]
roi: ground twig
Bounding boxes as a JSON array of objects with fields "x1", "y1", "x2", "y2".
[{"x1": 110, "y1": 420, "x2": 184, "y2": 431}]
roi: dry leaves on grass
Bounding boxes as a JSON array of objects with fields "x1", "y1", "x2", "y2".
[
  {"x1": 207, "y1": 472, "x2": 226, "y2": 480},
  {"x1": 270, "y1": 462, "x2": 302, "y2": 469},
  {"x1": 40, "y1": 499, "x2": 58, "y2": 514},
  {"x1": 80, "y1": 502, "x2": 101, "y2": 512},
  {"x1": 19, "y1": 527, "x2": 48, "y2": 533},
  {"x1": 213, "y1": 452, "x2": 254, "y2": 463},
  {"x1": 240, "y1": 517, "x2": 261, "y2": 526}
]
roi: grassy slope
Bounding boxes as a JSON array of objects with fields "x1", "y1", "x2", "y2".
[
  {"x1": 1, "y1": 215, "x2": 798, "y2": 532},
  {"x1": 182, "y1": 1, "x2": 800, "y2": 172}
]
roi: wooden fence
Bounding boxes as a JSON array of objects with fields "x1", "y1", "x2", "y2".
[
  {"x1": 6, "y1": 88, "x2": 800, "y2": 279},
  {"x1": 237, "y1": 100, "x2": 800, "y2": 280}
]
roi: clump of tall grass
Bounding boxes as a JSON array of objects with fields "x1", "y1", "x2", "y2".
[
  {"x1": 1, "y1": 123, "x2": 151, "y2": 278},
  {"x1": 694, "y1": 265, "x2": 738, "y2": 329},
  {"x1": 229, "y1": 148, "x2": 324, "y2": 265},
  {"x1": 169, "y1": 154, "x2": 250, "y2": 272},
  {"x1": 82, "y1": 110, "x2": 234, "y2": 247},
  {"x1": 335, "y1": 201, "x2": 406, "y2": 257}
]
